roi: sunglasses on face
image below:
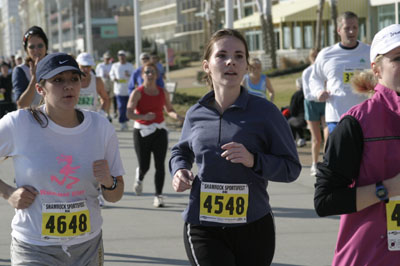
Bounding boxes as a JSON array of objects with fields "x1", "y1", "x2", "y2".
[
  {"x1": 142, "y1": 57, "x2": 149, "y2": 61},
  {"x1": 28, "y1": 43, "x2": 45, "y2": 50},
  {"x1": 144, "y1": 70, "x2": 155, "y2": 75}
]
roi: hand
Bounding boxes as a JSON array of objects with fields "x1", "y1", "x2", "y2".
[
  {"x1": 29, "y1": 57, "x2": 40, "y2": 78},
  {"x1": 93, "y1": 160, "x2": 113, "y2": 188},
  {"x1": 143, "y1": 112, "x2": 156, "y2": 121},
  {"x1": 0, "y1": 88, "x2": 5, "y2": 93},
  {"x1": 221, "y1": 142, "x2": 254, "y2": 168},
  {"x1": 8, "y1": 186, "x2": 38, "y2": 209},
  {"x1": 317, "y1": 90, "x2": 330, "y2": 102},
  {"x1": 172, "y1": 169, "x2": 194, "y2": 192}
]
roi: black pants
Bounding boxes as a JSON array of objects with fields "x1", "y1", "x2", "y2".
[
  {"x1": 133, "y1": 128, "x2": 168, "y2": 195},
  {"x1": 183, "y1": 213, "x2": 275, "y2": 266},
  {"x1": 288, "y1": 116, "x2": 306, "y2": 139}
]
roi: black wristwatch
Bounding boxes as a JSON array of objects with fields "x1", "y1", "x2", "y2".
[
  {"x1": 101, "y1": 176, "x2": 118, "y2": 191},
  {"x1": 375, "y1": 181, "x2": 389, "y2": 203}
]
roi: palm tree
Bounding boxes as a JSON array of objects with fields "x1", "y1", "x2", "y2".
[
  {"x1": 315, "y1": 0, "x2": 325, "y2": 51},
  {"x1": 329, "y1": 0, "x2": 339, "y2": 43},
  {"x1": 255, "y1": 0, "x2": 277, "y2": 69},
  {"x1": 203, "y1": 0, "x2": 221, "y2": 42}
]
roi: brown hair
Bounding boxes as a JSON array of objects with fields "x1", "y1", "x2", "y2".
[
  {"x1": 141, "y1": 62, "x2": 159, "y2": 78},
  {"x1": 203, "y1": 29, "x2": 249, "y2": 89},
  {"x1": 29, "y1": 77, "x2": 83, "y2": 128},
  {"x1": 337, "y1": 11, "x2": 359, "y2": 29}
]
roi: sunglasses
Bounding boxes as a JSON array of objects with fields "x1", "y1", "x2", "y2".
[
  {"x1": 28, "y1": 43, "x2": 45, "y2": 50},
  {"x1": 144, "y1": 70, "x2": 155, "y2": 75}
]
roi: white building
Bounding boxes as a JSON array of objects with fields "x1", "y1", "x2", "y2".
[{"x1": 1, "y1": 0, "x2": 22, "y2": 58}]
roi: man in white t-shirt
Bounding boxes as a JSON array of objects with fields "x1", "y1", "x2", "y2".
[
  {"x1": 309, "y1": 11, "x2": 370, "y2": 133},
  {"x1": 109, "y1": 50, "x2": 134, "y2": 130}
]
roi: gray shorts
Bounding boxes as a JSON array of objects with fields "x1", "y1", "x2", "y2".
[{"x1": 10, "y1": 232, "x2": 103, "y2": 266}]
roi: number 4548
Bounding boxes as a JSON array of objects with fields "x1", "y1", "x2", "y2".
[{"x1": 203, "y1": 195, "x2": 245, "y2": 216}]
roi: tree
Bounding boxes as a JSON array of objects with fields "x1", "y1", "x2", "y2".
[
  {"x1": 255, "y1": 0, "x2": 277, "y2": 69},
  {"x1": 203, "y1": 0, "x2": 221, "y2": 42},
  {"x1": 314, "y1": 0, "x2": 325, "y2": 51},
  {"x1": 329, "y1": 0, "x2": 339, "y2": 43}
]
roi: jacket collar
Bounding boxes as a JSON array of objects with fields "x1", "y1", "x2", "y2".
[
  {"x1": 199, "y1": 86, "x2": 249, "y2": 111},
  {"x1": 374, "y1": 84, "x2": 400, "y2": 114}
]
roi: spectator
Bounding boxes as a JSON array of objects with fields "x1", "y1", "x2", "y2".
[
  {"x1": 12, "y1": 26, "x2": 48, "y2": 109},
  {"x1": 288, "y1": 78, "x2": 307, "y2": 147},
  {"x1": 0, "y1": 62, "x2": 16, "y2": 118}
]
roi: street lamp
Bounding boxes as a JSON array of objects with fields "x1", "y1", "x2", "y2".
[
  {"x1": 9, "y1": 16, "x2": 16, "y2": 56},
  {"x1": 155, "y1": 39, "x2": 170, "y2": 81}
]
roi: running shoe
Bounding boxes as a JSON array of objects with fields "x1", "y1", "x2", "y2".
[
  {"x1": 134, "y1": 180, "x2": 143, "y2": 196},
  {"x1": 310, "y1": 163, "x2": 317, "y2": 177},
  {"x1": 297, "y1": 138, "x2": 306, "y2": 147},
  {"x1": 153, "y1": 195, "x2": 164, "y2": 207}
]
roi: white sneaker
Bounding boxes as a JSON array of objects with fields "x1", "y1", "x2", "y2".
[
  {"x1": 134, "y1": 180, "x2": 143, "y2": 195},
  {"x1": 297, "y1": 138, "x2": 306, "y2": 147},
  {"x1": 153, "y1": 195, "x2": 164, "y2": 207},
  {"x1": 310, "y1": 163, "x2": 317, "y2": 177}
]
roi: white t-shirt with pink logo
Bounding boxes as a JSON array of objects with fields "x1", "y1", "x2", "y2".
[{"x1": 0, "y1": 107, "x2": 124, "y2": 246}]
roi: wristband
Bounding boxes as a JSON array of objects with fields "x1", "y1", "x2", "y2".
[{"x1": 101, "y1": 176, "x2": 117, "y2": 191}]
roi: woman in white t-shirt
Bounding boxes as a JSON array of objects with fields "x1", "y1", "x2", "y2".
[{"x1": 0, "y1": 53, "x2": 125, "y2": 265}]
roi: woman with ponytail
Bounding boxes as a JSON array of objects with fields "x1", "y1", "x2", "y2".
[{"x1": 314, "y1": 24, "x2": 400, "y2": 265}]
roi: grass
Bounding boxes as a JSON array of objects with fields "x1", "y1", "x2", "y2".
[{"x1": 165, "y1": 71, "x2": 302, "y2": 127}]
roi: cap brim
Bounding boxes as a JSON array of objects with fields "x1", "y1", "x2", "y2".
[{"x1": 40, "y1": 66, "x2": 85, "y2": 81}]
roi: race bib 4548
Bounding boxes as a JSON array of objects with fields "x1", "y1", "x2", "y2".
[{"x1": 200, "y1": 182, "x2": 248, "y2": 224}]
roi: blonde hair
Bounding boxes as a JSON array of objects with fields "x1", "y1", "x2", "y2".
[
  {"x1": 249, "y1": 57, "x2": 262, "y2": 72},
  {"x1": 351, "y1": 55, "x2": 382, "y2": 94}
]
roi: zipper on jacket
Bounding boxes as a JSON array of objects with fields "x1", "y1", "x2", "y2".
[
  {"x1": 218, "y1": 113, "x2": 222, "y2": 146},
  {"x1": 364, "y1": 136, "x2": 400, "y2": 142}
]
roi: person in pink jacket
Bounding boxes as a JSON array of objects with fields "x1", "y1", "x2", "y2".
[{"x1": 314, "y1": 24, "x2": 400, "y2": 265}]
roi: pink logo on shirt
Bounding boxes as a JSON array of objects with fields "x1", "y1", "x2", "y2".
[{"x1": 50, "y1": 154, "x2": 81, "y2": 189}]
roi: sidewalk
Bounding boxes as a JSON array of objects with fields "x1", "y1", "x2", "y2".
[{"x1": 0, "y1": 121, "x2": 338, "y2": 266}]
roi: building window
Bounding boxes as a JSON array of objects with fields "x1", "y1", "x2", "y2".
[
  {"x1": 328, "y1": 23, "x2": 334, "y2": 46},
  {"x1": 377, "y1": 4, "x2": 395, "y2": 30},
  {"x1": 283, "y1": 26, "x2": 291, "y2": 49},
  {"x1": 293, "y1": 25, "x2": 302, "y2": 48},
  {"x1": 304, "y1": 25, "x2": 312, "y2": 49},
  {"x1": 245, "y1": 30, "x2": 262, "y2": 51}
]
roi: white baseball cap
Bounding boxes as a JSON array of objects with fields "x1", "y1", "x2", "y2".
[
  {"x1": 76, "y1": 52, "x2": 95, "y2": 66},
  {"x1": 370, "y1": 24, "x2": 400, "y2": 62}
]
